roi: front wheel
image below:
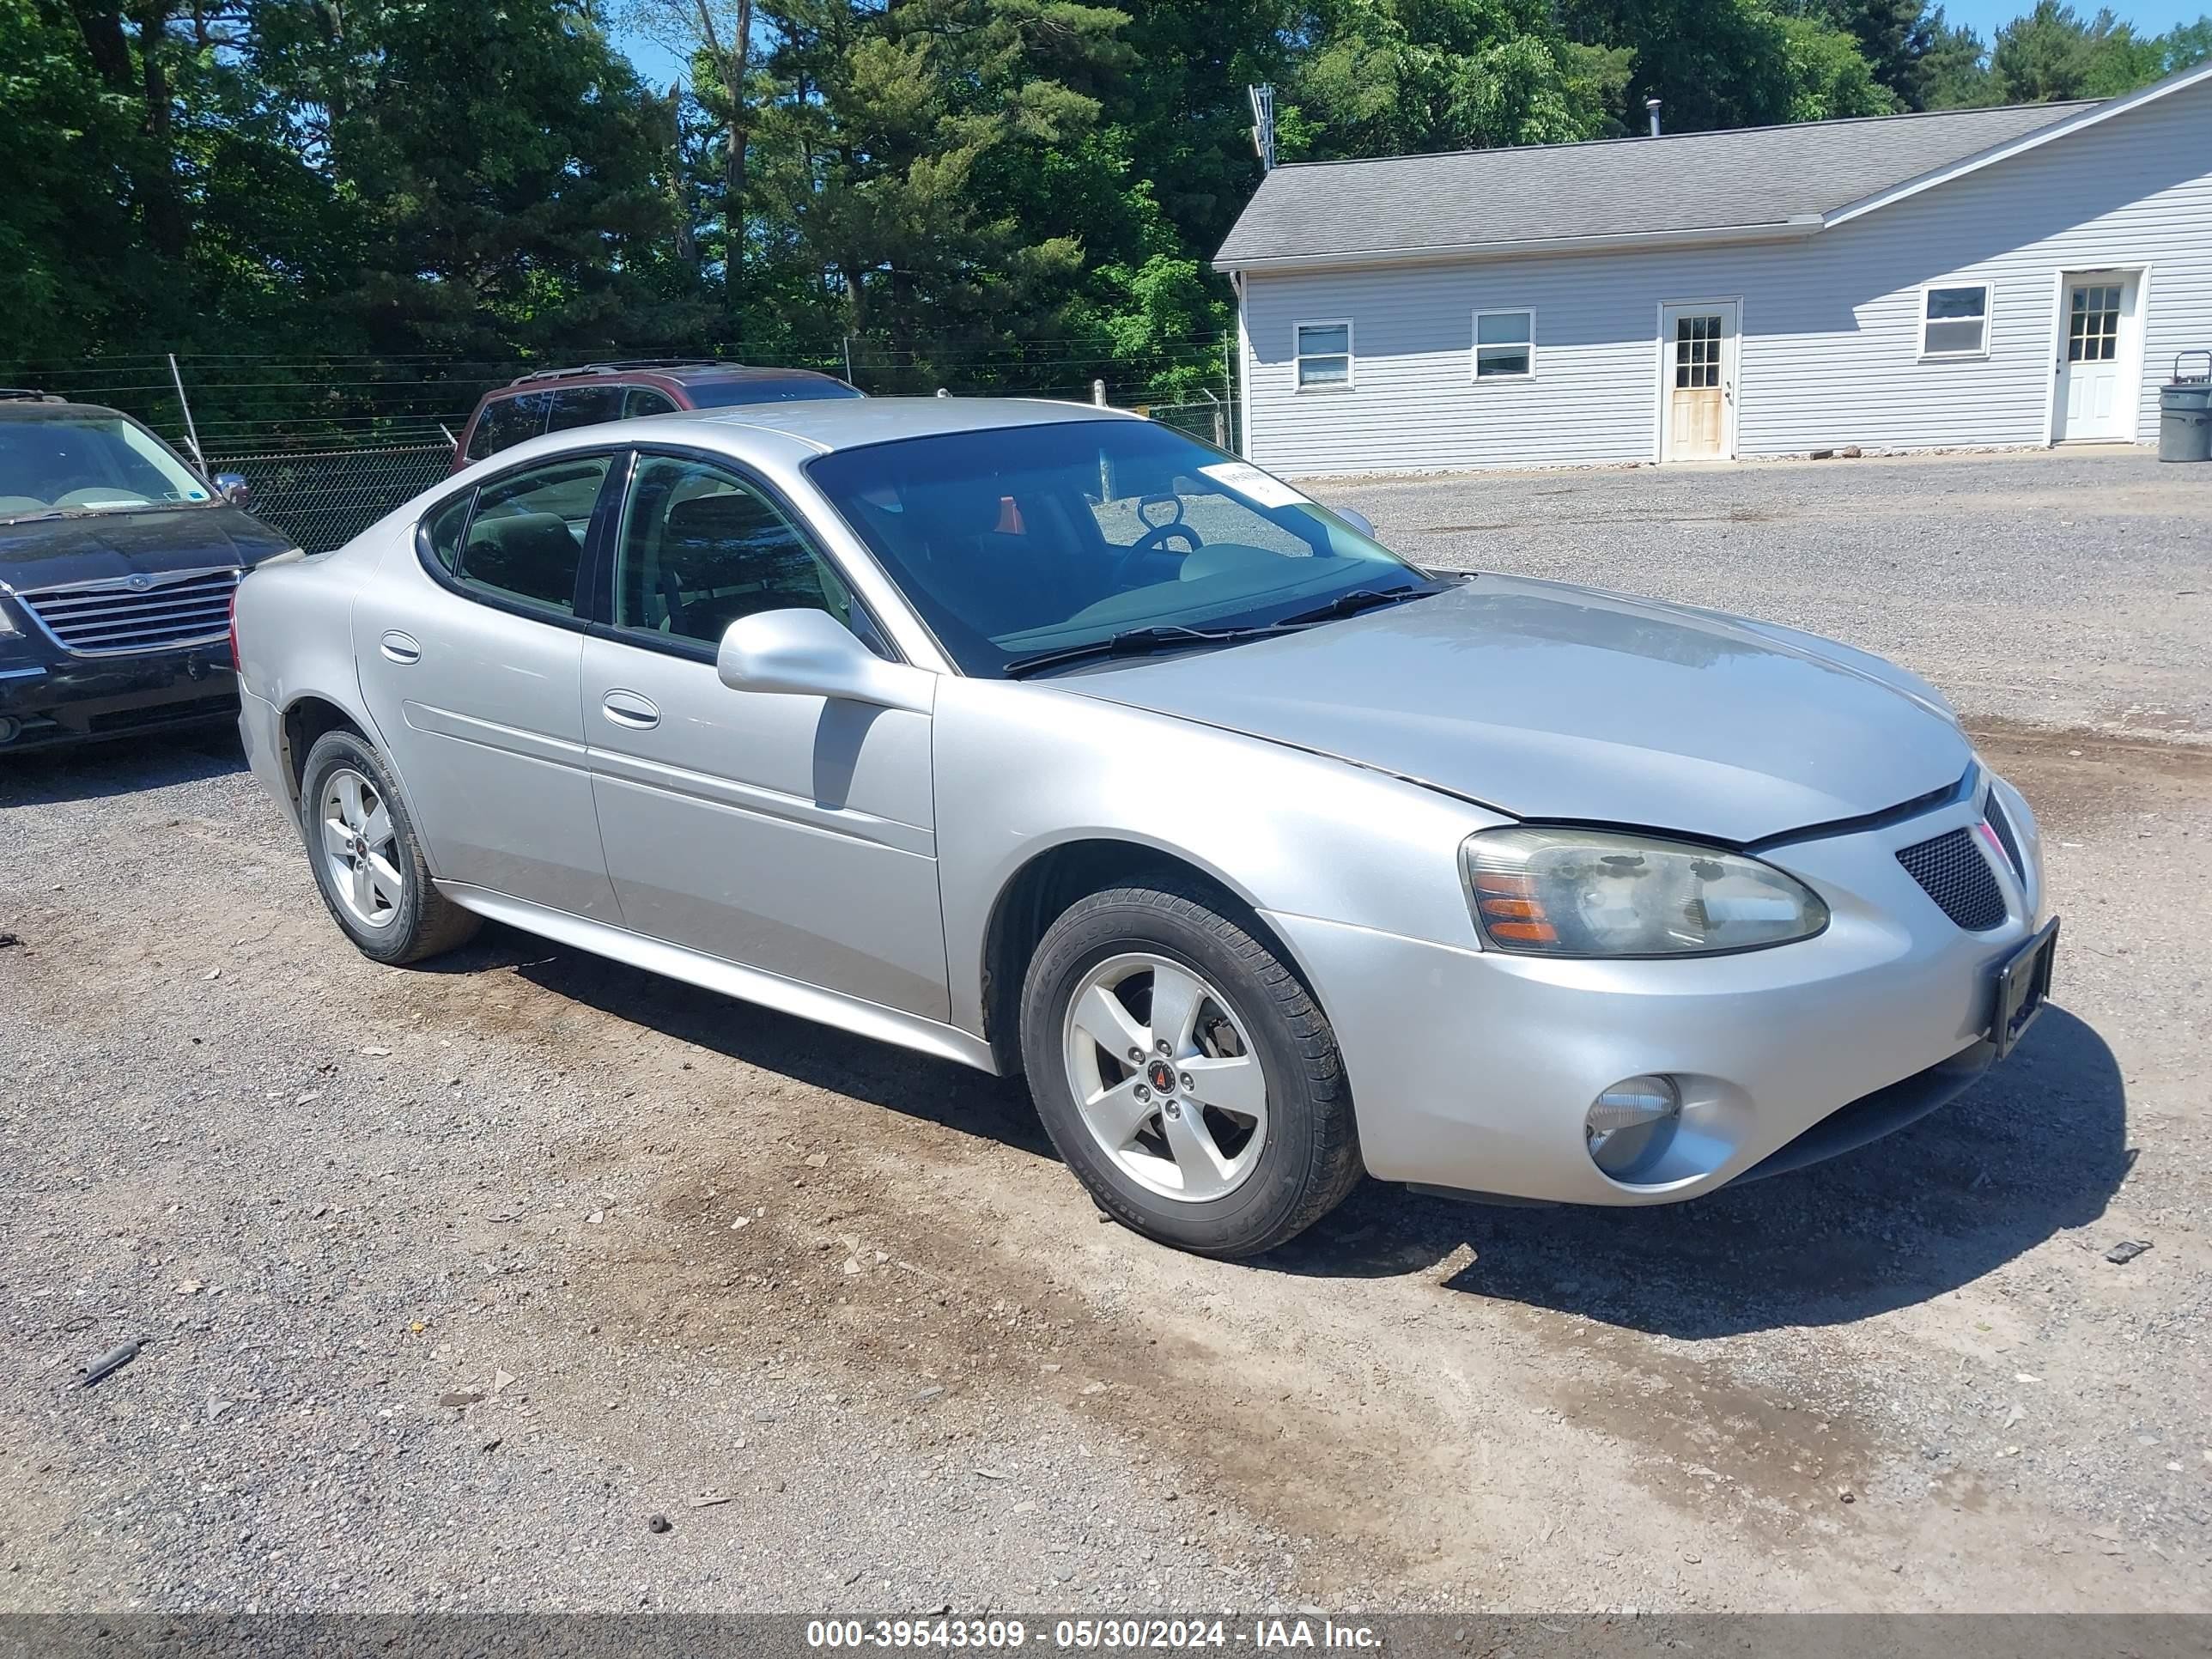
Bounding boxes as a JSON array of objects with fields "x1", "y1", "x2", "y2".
[
  {"x1": 1019, "y1": 881, "x2": 1362, "y2": 1258},
  {"x1": 297, "y1": 729, "x2": 479, "y2": 966}
]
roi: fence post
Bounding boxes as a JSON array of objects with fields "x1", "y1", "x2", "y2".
[
  {"x1": 1222, "y1": 331, "x2": 1237, "y2": 455},
  {"x1": 167, "y1": 353, "x2": 206, "y2": 471},
  {"x1": 1092, "y1": 379, "x2": 1106, "y2": 407}
]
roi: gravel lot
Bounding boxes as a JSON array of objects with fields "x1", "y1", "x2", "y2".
[
  {"x1": 1333, "y1": 447, "x2": 2212, "y2": 744},
  {"x1": 2, "y1": 450, "x2": 2207, "y2": 1616}
]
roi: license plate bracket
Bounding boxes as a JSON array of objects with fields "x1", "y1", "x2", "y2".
[{"x1": 1992, "y1": 917, "x2": 2059, "y2": 1060}]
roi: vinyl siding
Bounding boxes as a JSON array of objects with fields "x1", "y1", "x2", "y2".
[{"x1": 1239, "y1": 77, "x2": 2212, "y2": 474}]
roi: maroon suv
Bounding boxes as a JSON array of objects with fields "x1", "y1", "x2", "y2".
[{"x1": 452, "y1": 360, "x2": 861, "y2": 472}]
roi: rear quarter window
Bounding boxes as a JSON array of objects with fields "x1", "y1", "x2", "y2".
[
  {"x1": 465, "y1": 392, "x2": 553, "y2": 460},
  {"x1": 422, "y1": 490, "x2": 472, "y2": 572},
  {"x1": 547, "y1": 385, "x2": 625, "y2": 431}
]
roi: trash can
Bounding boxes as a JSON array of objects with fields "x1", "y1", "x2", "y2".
[{"x1": 2159, "y1": 350, "x2": 2212, "y2": 462}]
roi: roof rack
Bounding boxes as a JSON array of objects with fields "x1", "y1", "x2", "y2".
[
  {"x1": 507, "y1": 359, "x2": 732, "y2": 386},
  {"x1": 0, "y1": 387, "x2": 62, "y2": 402}
]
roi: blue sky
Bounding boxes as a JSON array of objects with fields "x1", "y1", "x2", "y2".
[
  {"x1": 609, "y1": 2, "x2": 2209, "y2": 90},
  {"x1": 1942, "y1": 0, "x2": 2205, "y2": 34}
]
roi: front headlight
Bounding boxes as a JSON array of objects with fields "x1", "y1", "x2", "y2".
[
  {"x1": 1462, "y1": 827, "x2": 1828, "y2": 957},
  {"x1": 0, "y1": 599, "x2": 23, "y2": 641}
]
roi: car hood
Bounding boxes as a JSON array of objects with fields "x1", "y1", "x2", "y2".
[
  {"x1": 1054, "y1": 574, "x2": 1974, "y2": 845},
  {"x1": 0, "y1": 505, "x2": 295, "y2": 591}
]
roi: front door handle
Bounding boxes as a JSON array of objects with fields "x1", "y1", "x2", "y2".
[
  {"x1": 601, "y1": 689, "x2": 659, "y2": 730},
  {"x1": 380, "y1": 631, "x2": 421, "y2": 665}
]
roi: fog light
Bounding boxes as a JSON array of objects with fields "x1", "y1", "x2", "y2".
[
  {"x1": 0, "y1": 716, "x2": 21, "y2": 746},
  {"x1": 1586, "y1": 1074, "x2": 1681, "y2": 1179}
]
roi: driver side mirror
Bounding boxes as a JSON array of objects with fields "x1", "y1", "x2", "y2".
[
  {"x1": 212, "y1": 472, "x2": 254, "y2": 511},
  {"x1": 716, "y1": 609, "x2": 935, "y2": 716},
  {"x1": 1334, "y1": 506, "x2": 1377, "y2": 539}
]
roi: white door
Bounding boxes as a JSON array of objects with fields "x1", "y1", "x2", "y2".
[
  {"x1": 1660, "y1": 301, "x2": 1739, "y2": 461},
  {"x1": 2055, "y1": 273, "x2": 2138, "y2": 441}
]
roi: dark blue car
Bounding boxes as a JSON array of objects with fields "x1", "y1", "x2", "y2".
[{"x1": 0, "y1": 392, "x2": 295, "y2": 753}]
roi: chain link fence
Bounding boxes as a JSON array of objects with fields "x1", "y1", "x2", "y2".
[
  {"x1": 207, "y1": 443, "x2": 459, "y2": 553},
  {"x1": 1142, "y1": 392, "x2": 1236, "y2": 453},
  {"x1": 5, "y1": 343, "x2": 1243, "y2": 552}
]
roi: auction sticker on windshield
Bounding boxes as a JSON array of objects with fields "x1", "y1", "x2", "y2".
[{"x1": 1199, "y1": 461, "x2": 1312, "y2": 511}]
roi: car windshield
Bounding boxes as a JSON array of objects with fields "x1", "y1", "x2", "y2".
[
  {"x1": 684, "y1": 378, "x2": 863, "y2": 409},
  {"x1": 806, "y1": 419, "x2": 1429, "y2": 675},
  {"x1": 0, "y1": 415, "x2": 211, "y2": 517}
]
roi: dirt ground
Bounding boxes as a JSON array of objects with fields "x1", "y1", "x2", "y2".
[{"x1": 2, "y1": 452, "x2": 2208, "y2": 1615}]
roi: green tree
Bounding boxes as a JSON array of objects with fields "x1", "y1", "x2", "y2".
[
  {"x1": 1917, "y1": 11, "x2": 1994, "y2": 106},
  {"x1": 1779, "y1": 10, "x2": 1893, "y2": 116},
  {"x1": 1989, "y1": 1, "x2": 2134, "y2": 100},
  {"x1": 749, "y1": 0, "x2": 1132, "y2": 376},
  {"x1": 1789, "y1": 0, "x2": 1931, "y2": 106},
  {"x1": 1564, "y1": 0, "x2": 1889, "y2": 131},
  {"x1": 1285, "y1": 0, "x2": 1618, "y2": 159},
  {"x1": 307, "y1": 0, "x2": 691, "y2": 353}
]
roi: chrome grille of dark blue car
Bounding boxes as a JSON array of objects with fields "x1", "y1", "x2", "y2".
[
  {"x1": 17, "y1": 567, "x2": 240, "y2": 656},
  {"x1": 1896, "y1": 827, "x2": 2007, "y2": 932},
  {"x1": 1984, "y1": 795, "x2": 2026, "y2": 879}
]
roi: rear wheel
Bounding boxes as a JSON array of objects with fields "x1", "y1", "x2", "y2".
[
  {"x1": 1020, "y1": 880, "x2": 1361, "y2": 1258},
  {"x1": 298, "y1": 729, "x2": 478, "y2": 965}
]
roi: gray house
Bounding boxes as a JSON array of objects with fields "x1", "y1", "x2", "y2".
[{"x1": 1216, "y1": 61, "x2": 2212, "y2": 474}]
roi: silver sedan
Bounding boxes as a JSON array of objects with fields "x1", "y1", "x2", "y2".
[{"x1": 233, "y1": 398, "x2": 2057, "y2": 1257}]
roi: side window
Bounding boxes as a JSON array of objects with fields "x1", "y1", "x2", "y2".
[
  {"x1": 612, "y1": 455, "x2": 879, "y2": 652},
  {"x1": 547, "y1": 385, "x2": 624, "y2": 432},
  {"x1": 623, "y1": 386, "x2": 680, "y2": 418},
  {"x1": 466, "y1": 392, "x2": 553, "y2": 460},
  {"x1": 1473, "y1": 309, "x2": 1534, "y2": 379},
  {"x1": 452, "y1": 455, "x2": 611, "y2": 617},
  {"x1": 422, "y1": 490, "x2": 473, "y2": 573},
  {"x1": 1922, "y1": 283, "x2": 1992, "y2": 358},
  {"x1": 1293, "y1": 320, "x2": 1352, "y2": 391}
]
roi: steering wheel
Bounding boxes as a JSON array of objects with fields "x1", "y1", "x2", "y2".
[{"x1": 1111, "y1": 496, "x2": 1205, "y2": 586}]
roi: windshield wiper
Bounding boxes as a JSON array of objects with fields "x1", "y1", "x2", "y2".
[
  {"x1": 1273, "y1": 584, "x2": 1437, "y2": 627},
  {"x1": 1002, "y1": 623, "x2": 1282, "y2": 679}
]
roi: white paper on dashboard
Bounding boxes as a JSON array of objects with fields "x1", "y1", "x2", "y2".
[{"x1": 1198, "y1": 461, "x2": 1313, "y2": 511}]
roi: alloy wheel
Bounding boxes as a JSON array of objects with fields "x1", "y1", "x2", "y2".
[
  {"x1": 1060, "y1": 952, "x2": 1269, "y2": 1203},
  {"x1": 319, "y1": 767, "x2": 404, "y2": 930}
]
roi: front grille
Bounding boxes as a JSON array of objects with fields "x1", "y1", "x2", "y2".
[
  {"x1": 1897, "y1": 827, "x2": 2007, "y2": 931},
  {"x1": 18, "y1": 567, "x2": 240, "y2": 656},
  {"x1": 1984, "y1": 795, "x2": 2026, "y2": 879}
]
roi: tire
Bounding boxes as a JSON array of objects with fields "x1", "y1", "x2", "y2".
[
  {"x1": 297, "y1": 728, "x2": 479, "y2": 966},
  {"x1": 1019, "y1": 879, "x2": 1362, "y2": 1258}
]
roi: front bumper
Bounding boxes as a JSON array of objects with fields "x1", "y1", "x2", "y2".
[
  {"x1": 0, "y1": 646, "x2": 239, "y2": 751},
  {"x1": 1267, "y1": 772, "x2": 2049, "y2": 1206}
]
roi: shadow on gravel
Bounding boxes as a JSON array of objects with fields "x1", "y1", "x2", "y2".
[
  {"x1": 0, "y1": 726, "x2": 246, "y2": 808},
  {"x1": 420, "y1": 921, "x2": 1058, "y2": 1159},
  {"x1": 1264, "y1": 1006, "x2": 2130, "y2": 1339}
]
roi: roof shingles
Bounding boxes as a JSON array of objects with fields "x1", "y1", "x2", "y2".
[{"x1": 1213, "y1": 100, "x2": 2091, "y2": 268}]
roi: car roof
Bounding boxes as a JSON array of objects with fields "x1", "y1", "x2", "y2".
[
  {"x1": 639, "y1": 395, "x2": 1145, "y2": 454},
  {"x1": 0, "y1": 398, "x2": 130, "y2": 421},
  {"x1": 498, "y1": 361, "x2": 849, "y2": 391}
]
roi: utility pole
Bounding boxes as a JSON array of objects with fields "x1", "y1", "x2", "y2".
[{"x1": 1248, "y1": 85, "x2": 1277, "y2": 173}]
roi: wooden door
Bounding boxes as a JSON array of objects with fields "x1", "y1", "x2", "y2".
[{"x1": 1667, "y1": 312, "x2": 1727, "y2": 460}]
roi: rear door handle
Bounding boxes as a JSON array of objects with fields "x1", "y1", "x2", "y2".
[
  {"x1": 601, "y1": 689, "x2": 659, "y2": 730},
  {"x1": 380, "y1": 631, "x2": 421, "y2": 665}
]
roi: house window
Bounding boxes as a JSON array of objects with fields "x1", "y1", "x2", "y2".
[
  {"x1": 1920, "y1": 284, "x2": 1991, "y2": 358},
  {"x1": 1474, "y1": 310, "x2": 1534, "y2": 380},
  {"x1": 1293, "y1": 321, "x2": 1353, "y2": 391}
]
